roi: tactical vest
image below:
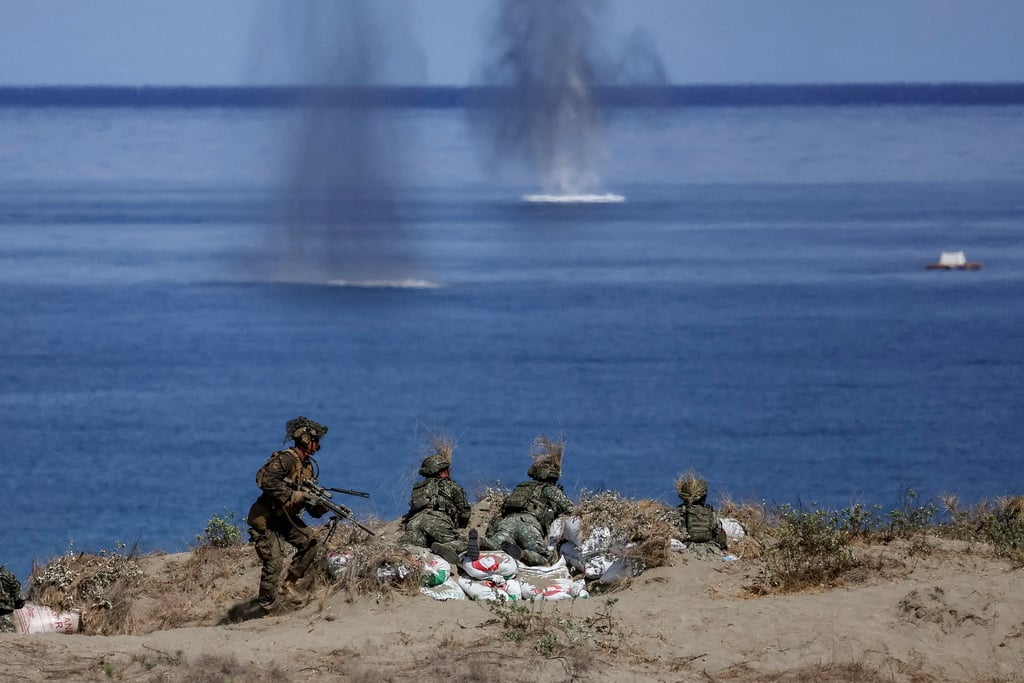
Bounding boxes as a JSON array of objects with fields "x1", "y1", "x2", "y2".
[
  {"x1": 255, "y1": 448, "x2": 307, "y2": 489},
  {"x1": 503, "y1": 481, "x2": 556, "y2": 528},
  {"x1": 682, "y1": 503, "x2": 716, "y2": 543},
  {"x1": 409, "y1": 478, "x2": 460, "y2": 521}
]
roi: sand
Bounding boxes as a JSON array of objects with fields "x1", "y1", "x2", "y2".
[{"x1": 2, "y1": 522, "x2": 1022, "y2": 682}]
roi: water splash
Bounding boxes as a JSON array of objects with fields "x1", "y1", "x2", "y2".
[
  {"x1": 471, "y1": 0, "x2": 666, "y2": 198},
  {"x1": 247, "y1": 0, "x2": 424, "y2": 285}
]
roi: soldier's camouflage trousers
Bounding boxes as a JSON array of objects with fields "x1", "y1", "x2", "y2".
[
  {"x1": 248, "y1": 515, "x2": 320, "y2": 609},
  {"x1": 400, "y1": 510, "x2": 467, "y2": 555},
  {"x1": 483, "y1": 512, "x2": 554, "y2": 566}
]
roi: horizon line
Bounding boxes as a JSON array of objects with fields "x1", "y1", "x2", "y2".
[{"x1": 2, "y1": 82, "x2": 1022, "y2": 108}]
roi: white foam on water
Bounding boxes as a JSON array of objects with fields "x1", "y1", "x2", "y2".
[
  {"x1": 325, "y1": 278, "x2": 442, "y2": 289},
  {"x1": 522, "y1": 193, "x2": 626, "y2": 203}
]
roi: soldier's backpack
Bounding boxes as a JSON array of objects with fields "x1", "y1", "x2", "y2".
[
  {"x1": 255, "y1": 448, "x2": 301, "y2": 489},
  {"x1": 409, "y1": 477, "x2": 442, "y2": 516},
  {"x1": 503, "y1": 481, "x2": 557, "y2": 528},
  {"x1": 683, "y1": 503, "x2": 717, "y2": 543}
]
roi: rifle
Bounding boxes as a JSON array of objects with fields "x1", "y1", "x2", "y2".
[{"x1": 284, "y1": 477, "x2": 376, "y2": 536}]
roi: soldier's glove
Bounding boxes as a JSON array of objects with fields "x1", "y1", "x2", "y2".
[
  {"x1": 15, "y1": 597, "x2": 25, "y2": 610},
  {"x1": 289, "y1": 490, "x2": 309, "y2": 507}
]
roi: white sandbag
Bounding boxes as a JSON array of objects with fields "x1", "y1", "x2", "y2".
[
  {"x1": 547, "y1": 517, "x2": 566, "y2": 545},
  {"x1": 520, "y1": 577, "x2": 589, "y2": 601},
  {"x1": 459, "y1": 551, "x2": 518, "y2": 580},
  {"x1": 558, "y1": 516, "x2": 584, "y2": 546},
  {"x1": 13, "y1": 604, "x2": 81, "y2": 634},
  {"x1": 420, "y1": 576, "x2": 466, "y2": 601},
  {"x1": 457, "y1": 575, "x2": 521, "y2": 602},
  {"x1": 515, "y1": 557, "x2": 588, "y2": 600},
  {"x1": 669, "y1": 538, "x2": 686, "y2": 553},
  {"x1": 720, "y1": 517, "x2": 746, "y2": 539},
  {"x1": 593, "y1": 557, "x2": 632, "y2": 584},
  {"x1": 416, "y1": 552, "x2": 452, "y2": 587},
  {"x1": 559, "y1": 541, "x2": 614, "y2": 579}
]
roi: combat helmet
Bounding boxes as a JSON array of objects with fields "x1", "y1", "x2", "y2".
[
  {"x1": 527, "y1": 434, "x2": 565, "y2": 483},
  {"x1": 676, "y1": 470, "x2": 708, "y2": 504},
  {"x1": 285, "y1": 416, "x2": 329, "y2": 445},
  {"x1": 419, "y1": 433, "x2": 454, "y2": 477}
]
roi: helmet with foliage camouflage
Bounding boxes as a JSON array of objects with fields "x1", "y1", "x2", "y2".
[
  {"x1": 419, "y1": 433, "x2": 454, "y2": 476},
  {"x1": 676, "y1": 470, "x2": 708, "y2": 503},
  {"x1": 527, "y1": 434, "x2": 564, "y2": 483},
  {"x1": 419, "y1": 454, "x2": 450, "y2": 477},
  {"x1": 285, "y1": 416, "x2": 328, "y2": 444}
]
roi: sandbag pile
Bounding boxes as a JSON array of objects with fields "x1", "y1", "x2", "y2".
[{"x1": 410, "y1": 549, "x2": 588, "y2": 602}]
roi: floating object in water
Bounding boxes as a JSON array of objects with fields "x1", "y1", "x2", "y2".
[{"x1": 925, "y1": 251, "x2": 982, "y2": 270}]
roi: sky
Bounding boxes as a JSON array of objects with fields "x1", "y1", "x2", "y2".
[{"x1": 0, "y1": 0, "x2": 1022, "y2": 86}]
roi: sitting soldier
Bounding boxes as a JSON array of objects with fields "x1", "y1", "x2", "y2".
[
  {"x1": 400, "y1": 435, "x2": 471, "y2": 566},
  {"x1": 675, "y1": 470, "x2": 728, "y2": 552},
  {"x1": 472, "y1": 435, "x2": 575, "y2": 566}
]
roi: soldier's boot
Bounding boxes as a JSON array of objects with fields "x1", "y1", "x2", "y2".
[
  {"x1": 500, "y1": 542, "x2": 523, "y2": 561},
  {"x1": 466, "y1": 529, "x2": 480, "y2": 560},
  {"x1": 279, "y1": 580, "x2": 305, "y2": 605},
  {"x1": 430, "y1": 542, "x2": 461, "y2": 566}
]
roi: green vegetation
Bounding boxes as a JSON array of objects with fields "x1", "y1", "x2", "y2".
[{"x1": 195, "y1": 509, "x2": 243, "y2": 548}]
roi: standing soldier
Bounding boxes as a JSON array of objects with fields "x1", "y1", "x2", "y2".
[
  {"x1": 247, "y1": 416, "x2": 340, "y2": 616},
  {"x1": 1, "y1": 564, "x2": 26, "y2": 633},
  {"x1": 400, "y1": 434, "x2": 471, "y2": 565},
  {"x1": 675, "y1": 470, "x2": 728, "y2": 552},
  {"x1": 473, "y1": 435, "x2": 575, "y2": 566}
]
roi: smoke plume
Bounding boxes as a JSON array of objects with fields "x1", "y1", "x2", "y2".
[{"x1": 471, "y1": 0, "x2": 667, "y2": 196}]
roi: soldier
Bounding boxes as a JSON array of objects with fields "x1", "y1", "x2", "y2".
[
  {"x1": 1, "y1": 565, "x2": 26, "y2": 633},
  {"x1": 246, "y1": 416, "x2": 340, "y2": 615},
  {"x1": 472, "y1": 435, "x2": 575, "y2": 566},
  {"x1": 399, "y1": 435, "x2": 471, "y2": 566},
  {"x1": 675, "y1": 470, "x2": 728, "y2": 552}
]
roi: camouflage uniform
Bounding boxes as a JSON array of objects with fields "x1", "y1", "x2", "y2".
[
  {"x1": 483, "y1": 475, "x2": 575, "y2": 566},
  {"x1": 677, "y1": 502, "x2": 728, "y2": 551},
  {"x1": 247, "y1": 417, "x2": 330, "y2": 611},
  {"x1": 400, "y1": 455, "x2": 471, "y2": 558},
  {"x1": 675, "y1": 473, "x2": 728, "y2": 552},
  {"x1": 1, "y1": 565, "x2": 26, "y2": 632}
]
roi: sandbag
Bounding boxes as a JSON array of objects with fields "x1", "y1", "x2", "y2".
[
  {"x1": 420, "y1": 577, "x2": 466, "y2": 601},
  {"x1": 416, "y1": 552, "x2": 452, "y2": 587},
  {"x1": 13, "y1": 604, "x2": 81, "y2": 634},
  {"x1": 720, "y1": 517, "x2": 746, "y2": 539},
  {"x1": 459, "y1": 551, "x2": 518, "y2": 580},
  {"x1": 559, "y1": 541, "x2": 614, "y2": 579},
  {"x1": 520, "y1": 577, "x2": 589, "y2": 601},
  {"x1": 456, "y1": 575, "x2": 523, "y2": 602}
]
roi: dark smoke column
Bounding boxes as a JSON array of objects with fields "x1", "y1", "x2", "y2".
[
  {"x1": 473, "y1": 0, "x2": 607, "y2": 197},
  {"x1": 262, "y1": 0, "x2": 423, "y2": 285}
]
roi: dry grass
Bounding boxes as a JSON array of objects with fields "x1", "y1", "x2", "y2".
[
  {"x1": 147, "y1": 543, "x2": 258, "y2": 630},
  {"x1": 574, "y1": 489, "x2": 679, "y2": 570},
  {"x1": 28, "y1": 544, "x2": 145, "y2": 635},
  {"x1": 320, "y1": 519, "x2": 423, "y2": 600}
]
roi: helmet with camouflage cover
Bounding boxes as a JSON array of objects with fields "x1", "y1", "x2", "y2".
[
  {"x1": 419, "y1": 433, "x2": 454, "y2": 477},
  {"x1": 285, "y1": 416, "x2": 328, "y2": 445},
  {"x1": 527, "y1": 434, "x2": 564, "y2": 483},
  {"x1": 676, "y1": 470, "x2": 708, "y2": 504}
]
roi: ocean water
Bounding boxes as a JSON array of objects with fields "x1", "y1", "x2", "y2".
[{"x1": 2, "y1": 89, "x2": 1023, "y2": 582}]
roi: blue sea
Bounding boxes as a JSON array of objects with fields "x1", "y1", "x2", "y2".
[{"x1": 2, "y1": 86, "x2": 1023, "y2": 583}]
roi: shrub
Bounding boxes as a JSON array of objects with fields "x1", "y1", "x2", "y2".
[
  {"x1": 756, "y1": 504, "x2": 859, "y2": 592},
  {"x1": 196, "y1": 509, "x2": 243, "y2": 548}
]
